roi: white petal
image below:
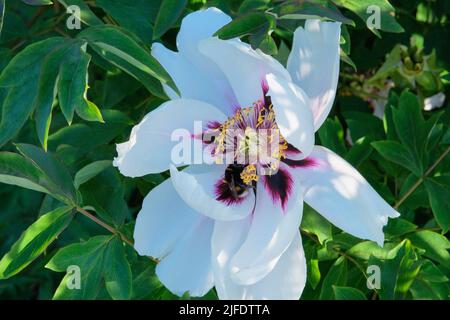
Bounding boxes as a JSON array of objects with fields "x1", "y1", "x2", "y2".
[
  {"x1": 133, "y1": 176, "x2": 203, "y2": 259},
  {"x1": 170, "y1": 165, "x2": 255, "y2": 221},
  {"x1": 228, "y1": 174, "x2": 303, "y2": 285},
  {"x1": 152, "y1": 8, "x2": 237, "y2": 113},
  {"x1": 424, "y1": 92, "x2": 446, "y2": 111},
  {"x1": 211, "y1": 218, "x2": 252, "y2": 299},
  {"x1": 266, "y1": 73, "x2": 315, "y2": 156},
  {"x1": 199, "y1": 37, "x2": 292, "y2": 108},
  {"x1": 113, "y1": 99, "x2": 227, "y2": 177},
  {"x1": 212, "y1": 221, "x2": 306, "y2": 300},
  {"x1": 294, "y1": 146, "x2": 400, "y2": 246},
  {"x1": 156, "y1": 218, "x2": 215, "y2": 297},
  {"x1": 287, "y1": 19, "x2": 341, "y2": 130},
  {"x1": 177, "y1": 7, "x2": 232, "y2": 56}
]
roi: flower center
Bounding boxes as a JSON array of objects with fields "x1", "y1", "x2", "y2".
[{"x1": 210, "y1": 98, "x2": 288, "y2": 187}]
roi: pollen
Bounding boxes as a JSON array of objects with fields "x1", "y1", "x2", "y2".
[{"x1": 240, "y1": 164, "x2": 259, "y2": 185}]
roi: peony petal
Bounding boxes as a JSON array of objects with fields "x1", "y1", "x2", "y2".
[
  {"x1": 228, "y1": 172, "x2": 303, "y2": 285},
  {"x1": 199, "y1": 37, "x2": 292, "y2": 108},
  {"x1": 294, "y1": 146, "x2": 400, "y2": 246},
  {"x1": 152, "y1": 8, "x2": 237, "y2": 113},
  {"x1": 170, "y1": 165, "x2": 255, "y2": 221},
  {"x1": 266, "y1": 73, "x2": 315, "y2": 156},
  {"x1": 113, "y1": 99, "x2": 227, "y2": 177},
  {"x1": 156, "y1": 217, "x2": 215, "y2": 297},
  {"x1": 133, "y1": 175, "x2": 203, "y2": 258},
  {"x1": 287, "y1": 19, "x2": 341, "y2": 130},
  {"x1": 211, "y1": 218, "x2": 252, "y2": 299},
  {"x1": 212, "y1": 220, "x2": 306, "y2": 300}
]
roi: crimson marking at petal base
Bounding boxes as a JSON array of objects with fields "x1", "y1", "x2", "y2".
[
  {"x1": 282, "y1": 157, "x2": 318, "y2": 168},
  {"x1": 263, "y1": 168, "x2": 293, "y2": 210},
  {"x1": 214, "y1": 165, "x2": 250, "y2": 206}
]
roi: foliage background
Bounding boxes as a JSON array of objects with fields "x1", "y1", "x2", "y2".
[{"x1": 0, "y1": 0, "x2": 449, "y2": 300}]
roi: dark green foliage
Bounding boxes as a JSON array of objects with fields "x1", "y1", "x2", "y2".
[{"x1": 0, "y1": 0, "x2": 448, "y2": 301}]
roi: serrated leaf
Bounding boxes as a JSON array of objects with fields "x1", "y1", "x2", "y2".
[
  {"x1": 153, "y1": 0, "x2": 187, "y2": 40},
  {"x1": 0, "y1": 206, "x2": 74, "y2": 279},
  {"x1": 46, "y1": 235, "x2": 131, "y2": 300},
  {"x1": 372, "y1": 140, "x2": 422, "y2": 176}
]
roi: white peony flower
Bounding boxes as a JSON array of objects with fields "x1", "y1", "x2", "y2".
[{"x1": 113, "y1": 8, "x2": 399, "y2": 300}]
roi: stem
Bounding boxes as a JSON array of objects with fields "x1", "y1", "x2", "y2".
[
  {"x1": 394, "y1": 146, "x2": 450, "y2": 209},
  {"x1": 75, "y1": 207, "x2": 158, "y2": 263}
]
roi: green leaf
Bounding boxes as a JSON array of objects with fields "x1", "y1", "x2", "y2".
[
  {"x1": 372, "y1": 140, "x2": 422, "y2": 176},
  {"x1": 333, "y1": 286, "x2": 367, "y2": 300},
  {"x1": 409, "y1": 231, "x2": 450, "y2": 268},
  {"x1": 79, "y1": 167, "x2": 129, "y2": 226},
  {"x1": 345, "y1": 137, "x2": 373, "y2": 168},
  {"x1": 96, "y1": 0, "x2": 159, "y2": 42},
  {"x1": 58, "y1": 45, "x2": 92, "y2": 124},
  {"x1": 0, "y1": 37, "x2": 65, "y2": 147},
  {"x1": 344, "y1": 111, "x2": 385, "y2": 142},
  {"x1": 22, "y1": 0, "x2": 53, "y2": 5},
  {"x1": 35, "y1": 43, "x2": 77, "y2": 149},
  {"x1": 104, "y1": 237, "x2": 132, "y2": 300},
  {"x1": 331, "y1": 0, "x2": 404, "y2": 34},
  {"x1": 318, "y1": 117, "x2": 347, "y2": 157},
  {"x1": 319, "y1": 256, "x2": 347, "y2": 299},
  {"x1": 48, "y1": 109, "x2": 132, "y2": 162},
  {"x1": 0, "y1": 0, "x2": 5, "y2": 36},
  {"x1": 153, "y1": 0, "x2": 187, "y2": 40},
  {"x1": 46, "y1": 235, "x2": 110, "y2": 299},
  {"x1": 368, "y1": 240, "x2": 421, "y2": 299},
  {"x1": 307, "y1": 259, "x2": 321, "y2": 290},
  {"x1": 16, "y1": 144, "x2": 77, "y2": 205},
  {"x1": 274, "y1": 0, "x2": 354, "y2": 25},
  {"x1": 347, "y1": 241, "x2": 390, "y2": 260},
  {"x1": 215, "y1": 12, "x2": 276, "y2": 40},
  {"x1": 301, "y1": 205, "x2": 333, "y2": 245},
  {"x1": 384, "y1": 218, "x2": 417, "y2": 237},
  {"x1": 56, "y1": 0, "x2": 103, "y2": 26},
  {"x1": 46, "y1": 235, "x2": 132, "y2": 300},
  {"x1": 79, "y1": 25, "x2": 176, "y2": 98},
  {"x1": 239, "y1": 0, "x2": 270, "y2": 14},
  {"x1": 74, "y1": 160, "x2": 112, "y2": 189},
  {"x1": 0, "y1": 206, "x2": 74, "y2": 279},
  {"x1": 424, "y1": 178, "x2": 450, "y2": 232},
  {"x1": 391, "y1": 92, "x2": 431, "y2": 172},
  {"x1": 0, "y1": 151, "x2": 52, "y2": 194}
]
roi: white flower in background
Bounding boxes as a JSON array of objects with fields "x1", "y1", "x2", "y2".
[{"x1": 113, "y1": 8, "x2": 399, "y2": 299}]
